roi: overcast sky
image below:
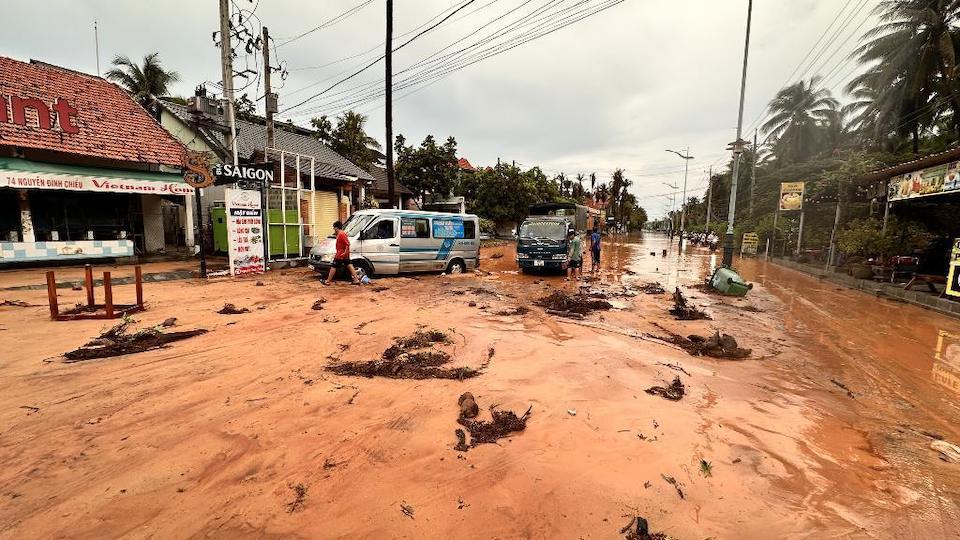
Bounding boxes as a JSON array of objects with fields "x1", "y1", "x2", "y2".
[{"x1": 5, "y1": 0, "x2": 879, "y2": 218}]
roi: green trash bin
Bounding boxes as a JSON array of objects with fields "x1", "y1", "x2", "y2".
[{"x1": 709, "y1": 267, "x2": 752, "y2": 296}]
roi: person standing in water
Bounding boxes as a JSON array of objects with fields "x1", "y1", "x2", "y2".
[
  {"x1": 590, "y1": 226, "x2": 602, "y2": 274},
  {"x1": 566, "y1": 230, "x2": 583, "y2": 281}
]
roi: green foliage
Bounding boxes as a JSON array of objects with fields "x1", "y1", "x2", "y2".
[
  {"x1": 762, "y1": 77, "x2": 840, "y2": 165},
  {"x1": 838, "y1": 217, "x2": 933, "y2": 258},
  {"x1": 395, "y1": 134, "x2": 459, "y2": 201},
  {"x1": 456, "y1": 162, "x2": 563, "y2": 225},
  {"x1": 105, "y1": 52, "x2": 180, "y2": 107},
  {"x1": 310, "y1": 111, "x2": 380, "y2": 170},
  {"x1": 479, "y1": 218, "x2": 496, "y2": 235},
  {"x1": 234, "y1": 93, "x2": 259, "y2": 122}
]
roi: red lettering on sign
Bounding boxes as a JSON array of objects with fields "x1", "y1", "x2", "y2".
[
  {"x1": 4, "y1": 95, "x2": 78, "y2": 133},
  {"x1": 11, "y1": 96, "x2": 52, "y2": 129}
]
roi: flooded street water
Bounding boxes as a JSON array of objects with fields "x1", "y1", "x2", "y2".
[{"x1": 1, "y1": 233, "x2": 958, "y2": 539}]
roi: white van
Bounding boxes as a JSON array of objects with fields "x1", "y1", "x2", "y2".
[{"x1": 308, "y1": 209, "x2": 481, "y2": 276}]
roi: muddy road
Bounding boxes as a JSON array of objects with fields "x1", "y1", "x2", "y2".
[{"x1": 0, "y1": 234, "x2": 957, "y2": 539}]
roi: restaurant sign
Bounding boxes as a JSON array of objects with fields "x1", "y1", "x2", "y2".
[
  {"x1": 1, "y1": 170, "x2": 193, "y2": 195},
  {"x1": 778, "y1": 182, "x2": 805, "y2": 211},
  {"x1": 225, "y1": 188, "x2": 266, "y2": 276},
  {"x1": 888, "y1": 161, "x2": 960, "y2": 201}
]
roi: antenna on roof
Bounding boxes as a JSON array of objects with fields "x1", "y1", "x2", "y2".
[{"x1": 94, "y1": 20, "x2": 101, "y2": 76}]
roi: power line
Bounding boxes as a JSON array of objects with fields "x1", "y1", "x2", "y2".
[
  {"x1": 280, "y1": 0, "x2": 481, "y2": 114},
  {"x1": 277, "y1": 0, "x2": 377, "y2": 47}
]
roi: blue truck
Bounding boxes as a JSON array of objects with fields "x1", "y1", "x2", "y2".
[{"x1": 515, "y1": 202, "x2": 590, "y2": 273}]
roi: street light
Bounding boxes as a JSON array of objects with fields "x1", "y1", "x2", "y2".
[
  {"x1": 661, "y1": 182, "x2": 678, "y2": 236},
  {"x1": 722, "y1": 0, "x2": 753, "y2": 268},
  {"x1": 665, "y1": 148, "x2": 694, "y2": 246}
]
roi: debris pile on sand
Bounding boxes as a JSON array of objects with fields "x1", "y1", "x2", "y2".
[
  {"x1": 286, "y1": 483, "x2": 307, "y2": 513},
  {"x1": 669, "y1": 288, "x2": 710, "y2": 320},
  {"x1": 311, "y1": 298, "x2": 327, "y2": 310},
  {"x1": 217, "y1": 303, "x2": 250, "y2": 314},
  {"x1": 620, "y1": 516, "x2": 668, "y2": 540},
  {"x1": 645, "y1": 376, "x2": 685, "y2": 401},
  {"x1": 659, "y1": 329, "x2": 752, "y2": 359},
  {"x1": 0, "y1": 300, "x2": 32, "y2": 307},
  {"x1": 639, "y1": 282, "x2": 666, "y2": 295},
  {"x1": 456, "y1": 405, "x2": 532, "y2": 448},
  {"x1": 63, "y1": 321, "x2": 207, "y2": 362},
  {"x1": 328, "y1": 329, "x2": 479, "y2": 380},
  {"x1": 535, "y1": 290, "x2": 612, "y2": 318}
]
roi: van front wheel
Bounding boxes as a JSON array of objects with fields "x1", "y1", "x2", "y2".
[{"x1": 447, "y1": 259, "x2": 466, "y2": 274}]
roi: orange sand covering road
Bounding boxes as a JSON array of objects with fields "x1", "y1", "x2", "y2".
[{"x1": 0, "y1": 234, "x2": 958, "y2": 539}]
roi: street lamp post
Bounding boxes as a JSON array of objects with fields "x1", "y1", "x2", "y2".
[
  {"x1": 721, "y1": 0, "x2": 753, "y2": 268},
  {"x1": 661, "y1": 182, "x2": 678, "y2": 237},
  {"x1": 666, "y1": 148, "x2": 694, "y2": 246}
]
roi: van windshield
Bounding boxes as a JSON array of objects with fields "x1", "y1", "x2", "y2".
[
  {"x1": 520, "y1": 220, "x2": 567, "y2": 240},
  {"x1": 342, "y1": 215, "x2": 375, "y2": 237}
]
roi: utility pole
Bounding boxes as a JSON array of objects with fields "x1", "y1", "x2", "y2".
[
  {"x1": 705, "y1": 166, "x2": 713, "y2": 234},
  {"x1": 263, "y1": 26, "x2": 276, "y2": 150},
  {"x1": 749, "y1": 129, "x2": 757, "y2": 217},
  {"x1": 666, "y1": 148, "x2": 694, "y2": 246},
  {"x1": 385, "y1": 0, "x2": 396, "y2": 208},
  {"x1": 722, "y1": 0, "x2": 753, "y2": 268},
  {"x1": 219, "y1": 0, "x2": 238, "y2": 165}
]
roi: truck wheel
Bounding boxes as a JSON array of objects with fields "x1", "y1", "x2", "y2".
[
  {"x1": 447, "y1": 259, "x2": 466, "y2": 274},
  {"x1": 354, "y1": 260, "x2": 373, "y2": 278}
]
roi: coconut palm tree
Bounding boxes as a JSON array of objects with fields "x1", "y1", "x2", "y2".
[
  {"x1": 105, "y1": 52, "x2": 180, "y2": 107},
  {"x1": 762, "y1": 77, "x2": 839, "y2": 164},
  {"x1": 844, "y1": 67, "x2": 919, "y2": 151},
  {"x1": 849, "y1": 0, "x2": 960, "y2": 151}
]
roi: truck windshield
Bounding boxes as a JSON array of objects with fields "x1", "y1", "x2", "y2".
[{"x1": 520, "y1": 220, "x2": 567, "y2": 240}]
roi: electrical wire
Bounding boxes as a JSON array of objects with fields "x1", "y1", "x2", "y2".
[{"x1": 277, "y1": 0, "x2": 377, "y2": 47}]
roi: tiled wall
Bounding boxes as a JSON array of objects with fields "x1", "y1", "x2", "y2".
[{"x1": 0, "y1": 240, "x2": 134, "y2": 262}]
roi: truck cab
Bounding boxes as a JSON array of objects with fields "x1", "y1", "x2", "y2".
[{"x1": 516, "y1": 216, "x2": 572, "y2": 272}]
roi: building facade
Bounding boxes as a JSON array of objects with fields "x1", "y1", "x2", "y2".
[{"x1": 0, "y1": 57, "x2": 189, "y2": 264}]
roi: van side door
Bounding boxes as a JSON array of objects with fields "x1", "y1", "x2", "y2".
[
  {"x1": 361, "y1": 217, "x2": 400, "y2": 275},
  {"x1": 399, "y1": 217, "x2": 436, "y2": 272}
]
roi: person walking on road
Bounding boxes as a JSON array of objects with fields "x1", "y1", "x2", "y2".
[
  {"x1": 590, "y1": 226, "x2": 602, "y2": 274},
  {"x1": 566, "y1": 230, "x2": 583, "y2": 281},
  {"x1": 322, "y1": 221, "x2": 361, "y2": 285}
]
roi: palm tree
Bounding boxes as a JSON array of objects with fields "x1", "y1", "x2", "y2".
[
  {"x1": 849, "y1": 0, "x2": 960, "y2": 151},
  {"x1": 105, "y1": 52, "x2": 180, "y2": 107},
  {"x1": 762, "y1": 77, "x2": 839, "y2": 164},
  {"x1": 331, "y1": 110, "x2": 381, "y2": 169}
]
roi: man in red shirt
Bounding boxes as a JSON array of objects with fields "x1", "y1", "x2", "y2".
[{"x1": 323, "y1": 221, "x2": 361, "y2": 285}]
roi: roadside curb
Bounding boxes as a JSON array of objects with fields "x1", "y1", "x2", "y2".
[{"x1": 766, "y1": 257, "x2": 960, "y2": 320}]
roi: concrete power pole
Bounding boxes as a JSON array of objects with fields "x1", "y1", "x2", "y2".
[
  {"x1": 722, "y1": 0, "x2": 753, "y2": 268},
  {"x1": 263, "y1": 26, "x2": 276, "y2": 150},
  {"x1": 385, "y1": 0, "x2": 396, "y2": 208},
  {"x1": 749, "y1": 129, "x2": 757, "y2": 217},
  {"x1": 219, "y1": 0, "x2": 238, "y2": 165},
  {"x1": 705, "y1": 166, "x2": 713, "y2": 234}
]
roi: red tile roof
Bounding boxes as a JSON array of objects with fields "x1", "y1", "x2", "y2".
[
  {"x1": 0, "y1": 56, "x2": 185, "y2": 167},
  {"x1": 457, "y1": 157, "x2": 476, "y2": 171}
]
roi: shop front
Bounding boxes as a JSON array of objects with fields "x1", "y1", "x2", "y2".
[{"x1": 0, "y1": 56, "x2": 189, "y2": 265}]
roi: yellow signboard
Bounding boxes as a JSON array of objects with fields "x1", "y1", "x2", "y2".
[
  {"x1": 741, "y1": 232, "x2": 760, "y2": 255},
  {"x1": 779, "y1": 182, "x2": 805, "y2": 211},
  {"x1": 948, "y1": 238, "x2": 960, "y2": 298}
]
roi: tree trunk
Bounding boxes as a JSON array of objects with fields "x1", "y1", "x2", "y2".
[{"x1": 912, "y1": 124, "x2": 920, "y2": 154}]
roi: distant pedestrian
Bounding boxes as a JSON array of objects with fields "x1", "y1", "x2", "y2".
[
  {"x1": 566, "y1": 230, "x2": 583, "y2": 281},
  {"x1": 590, "y1": 226, "x2": 602, "y2": 273},
  {"x1": 322, "y1": 221, "x2": 360, "y2": 285}
]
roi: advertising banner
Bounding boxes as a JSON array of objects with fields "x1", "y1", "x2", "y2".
[
  {"x1": 1, "y1": 170, "x2": 192, "y2": 195},
  {"x1": 888, "y1": 161, "x2": 960, "y2": 201},
  {"x1": 946, "y1": 237, "x2": 960, "y2": 298},
  {"x1": 741, "y1": 232, "x2": 760, "y2": 255},
  {"x1": 779, "y1": 182, "x2": 805, "y2": 211},
  {"x1": 225, "y1": 188, "x2": 266, "y2": 276}
]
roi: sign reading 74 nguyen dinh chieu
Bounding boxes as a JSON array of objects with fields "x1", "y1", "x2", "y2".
[{"x1": 889, "y1": 161, "x2": 960, "y2": 201}]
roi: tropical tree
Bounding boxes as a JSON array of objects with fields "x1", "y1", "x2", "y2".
[
  {"x1": 105, "y1": 52, "x2": 180, "y2": 107},
  {"x1": 849, "y1": 0, "x2": 960, "y2": 151},
  {"x1": 394, "y1": 134, "x2": 458, "y2": 201},
  {"x1": 311, "y1": 110, "x2": 381, "y2": 170},
  {"x1": 762, "y1": 77, "x2": 839, "y2": 164}
]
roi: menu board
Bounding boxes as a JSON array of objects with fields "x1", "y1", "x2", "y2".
[
  {"x1": 225, "y1": 188, "x2": 266, "y2": 276},
  {"x1": 779, "y1": 182, "x2": 805, "y2": 211},
  {"x1": 889, "y1": 162, "x2": 960, "y2": 201}
]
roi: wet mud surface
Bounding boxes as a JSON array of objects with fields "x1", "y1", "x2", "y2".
[{"x1": 0, "y1": 234, "x2": 958, "y2": 539}]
